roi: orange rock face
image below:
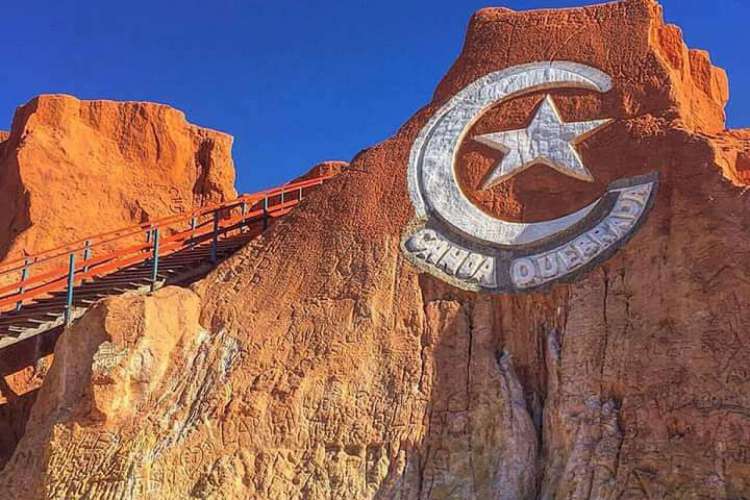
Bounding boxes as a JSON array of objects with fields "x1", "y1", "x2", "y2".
[
  {"x1": 0, "y1": 94, "x2": 236, "y2": 264},
  {"x1": 294, "y1": 160, "x2": 349, "y2": 182},
  {"x1": 2, "y1": 1, "x2": 750, "y2": 498},
  {"x1": 0, "y1": 95, "x2": 237, "y2": 468}
]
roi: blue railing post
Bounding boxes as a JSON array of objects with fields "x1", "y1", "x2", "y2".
[
  {"x1": 190, "y1": 217, "x2": 197, "y2": 247},
  {"x1": 210, "y1": 211, "x2": 220, "y2": 263},
  {"x1": 240, "y1": 202, "x2": 247, "y2": 232},
  {"x1": 262, "y1": 196, "x2": 269, "y2": 230},
  {"x1": 150, "y1": 227, "x2": 160, "y2": 292},
  {"x1": 64, "y1": 253, "x2": 76, "y2": 326},
  {"x1": 16, "y1": 258, "x2": 31, "y2": 312},
  {"x1": 82, "y1": 240, "x2": 92, "y2": 277},
  {"x1": 145, "y1": 227, "x2": 153, "y2": 264}
]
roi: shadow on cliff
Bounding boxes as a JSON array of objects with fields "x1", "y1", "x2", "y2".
[
  {"x1": 0, "y1": 105, "x2": 35, "y2": 263},
  {"x1": 0, "y1": 301, "x2": 110, "y2": 471},
  {"x1": 374, "y1": 274, "x2": 566, "y2": 499},
  {"x1": 0, "y1": 110, "x2": 44, "y2": 465}
]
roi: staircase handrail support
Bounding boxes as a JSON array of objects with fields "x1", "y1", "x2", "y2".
[{"x1": 0, "y1": 174, "x2": 333, "y2": 313}]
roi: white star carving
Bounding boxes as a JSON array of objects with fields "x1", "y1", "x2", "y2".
[{"x1": 473, "y1": 95, "x2": 612, "y2": 189}]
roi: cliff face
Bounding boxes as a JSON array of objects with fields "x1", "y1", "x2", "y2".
[
  {"x1": 0, "y1": 94, "x2": 237, "y2": 264},
  {"x1": 293, "y1": 160, "x2": 350, "y2": 182},
  {"x1": 2, "y1": 1, "x2": 750, "y2": 498},
  {"x1": 0, "y1": 96, "x2": 237, "y2": 470}
]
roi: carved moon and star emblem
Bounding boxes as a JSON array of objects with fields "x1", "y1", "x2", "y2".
[{"x1": 403, "y1": 62, "x2": 658, "y2": 293}]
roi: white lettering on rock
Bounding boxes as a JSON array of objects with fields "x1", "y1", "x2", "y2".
[
  {"x1": 405, "y1": 229, "x2": 498, "y2": 288},
  {"x1": 511, "y1": 183, "x2": 652, "y2": 289}
]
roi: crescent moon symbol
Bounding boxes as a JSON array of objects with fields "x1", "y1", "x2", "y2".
[{"x1": 408, "y1": 61, "x2": 614, "y2": 247}]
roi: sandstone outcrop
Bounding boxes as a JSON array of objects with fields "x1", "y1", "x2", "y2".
[
  {"x1": 294, "y1": 160, "x2": 349, "y2": 182},
  {"x1": 3, "y1": 0, "x2": 750, "y2": 498},
  {"x1": 0, "y1": 94, "x2": 237, "y2": 265},
  {"x1": 0, "y1": 96, "x2": 236, "y2": 468}
]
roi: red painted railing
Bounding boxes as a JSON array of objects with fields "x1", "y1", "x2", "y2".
[{"x1": 0, "y1": 173, "x2": 335, "y2": 323}]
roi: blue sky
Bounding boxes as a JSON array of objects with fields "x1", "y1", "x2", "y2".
[{"x1": 1, "y1": 0, "x2": 746, "y2": 193}]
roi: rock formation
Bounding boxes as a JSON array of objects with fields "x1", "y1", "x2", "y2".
[
  {"x1": 0, "y1": 94, "x2": 237, "y2": 265},
  {"x1": 294, "y1": 160, "x2": 350, "y2": 182},
  {"x1": 0, "y1": 96, "x2": 236, "y2": 470},
  {"x1": 2, "y1": 0, "x2": 750, "y2": 498}
]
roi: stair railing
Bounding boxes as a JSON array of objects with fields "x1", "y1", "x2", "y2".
[{"x1": 0, "y1": 174, "x2": 334, "y2": 321}]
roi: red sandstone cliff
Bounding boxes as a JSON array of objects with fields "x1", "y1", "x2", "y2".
[
  {"x1": 0, "y1": 95, "x2": 237, "y2": 471},
  {"x1": 0, "y1": 94, "x2": 237, "y2": 264},
  {"x1": 2, "y1": 1, "x2": 750, "y2": 498},
  {"x1": 294, "y1": 160, "x2": 350, "y2": 182}
]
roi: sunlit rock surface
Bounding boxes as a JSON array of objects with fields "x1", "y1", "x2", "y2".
[
  {"x1": 0, "y1": 95, "x2": 237, "y2": 468},
  {"x1": 2, "y1": 0, "x2": 750, "y2": 498}
]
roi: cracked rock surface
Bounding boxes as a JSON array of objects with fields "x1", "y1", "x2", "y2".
[{"x1": 2, "y1": 0, "x2": 750, "y2": 498}]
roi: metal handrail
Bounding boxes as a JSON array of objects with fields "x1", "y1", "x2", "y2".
[
  {"x1": 0, "y1": 175, "x2": 329, "y2": 275},
  {"x1": 0, "y1": 173, "x2": 333, "y2": 321}
]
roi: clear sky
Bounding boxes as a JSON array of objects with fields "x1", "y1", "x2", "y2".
[{"x1": 1, "y1": 0, "x2": 747, "y2": 193}]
